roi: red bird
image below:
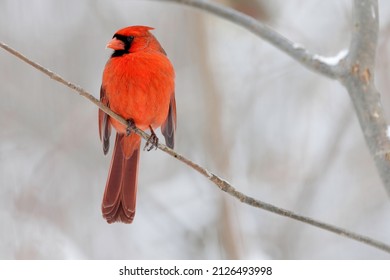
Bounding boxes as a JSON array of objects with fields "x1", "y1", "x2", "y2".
[{"x1": 98, "y1": 26, "x2": 176, "y2": 223}]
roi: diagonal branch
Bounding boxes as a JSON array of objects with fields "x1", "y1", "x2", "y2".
[
  {"x1": 154, "y1": 0, "x2": 344, "y2": 79},
  {"x1": 1, "y1": 41, "x2": 390, "y2": 254}
]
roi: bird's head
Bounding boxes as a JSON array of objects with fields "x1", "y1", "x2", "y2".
[{"x1": 106, "y1": 25, "x2": 164, "y2": 57}]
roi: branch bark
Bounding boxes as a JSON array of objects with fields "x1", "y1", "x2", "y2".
[{"x1": 342, "y1": 0, "x2": 390, "y2": 191}]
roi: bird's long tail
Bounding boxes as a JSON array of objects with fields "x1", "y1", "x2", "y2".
[{"x1": 102, "y1": 133, "x2": 141, "y2": 223}]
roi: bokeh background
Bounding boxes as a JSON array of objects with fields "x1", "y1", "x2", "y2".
[{"x1": 1, "y1": 0, "x2": 390, "y2": 259}]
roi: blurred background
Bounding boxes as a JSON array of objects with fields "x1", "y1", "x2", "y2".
[{"x1": 1, "y1": 0, "x2": 390, "y2": 259}]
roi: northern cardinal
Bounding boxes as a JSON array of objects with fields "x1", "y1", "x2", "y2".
[{"x1": 98, "y1": 26, "x2": 176, "y2": 224}]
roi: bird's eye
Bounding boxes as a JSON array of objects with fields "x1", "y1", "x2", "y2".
[{"x1": 127, "y1": 36, "x2": 134, "y2": 42}]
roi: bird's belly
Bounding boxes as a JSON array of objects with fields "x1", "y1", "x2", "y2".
[{"x1": 105, "y1": 76, "x2": 173, "y2": 133}]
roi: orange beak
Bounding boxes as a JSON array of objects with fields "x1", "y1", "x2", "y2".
[{"x1": 106, "y1": 38, "x2": 125, "y2": 50}]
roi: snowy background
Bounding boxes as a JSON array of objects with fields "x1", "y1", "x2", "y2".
[{"x1": 1, "y1": 0, "x2": 390, "y2": 259}]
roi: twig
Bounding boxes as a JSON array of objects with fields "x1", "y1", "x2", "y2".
[
  {"x1": 154, "y1": 0, "x2": 344, "y2": 79},
  {"x1": 1, "y1": 41, "x2": 390, "y2": 254},
  {"x1": 0, "y1": 42, "x2": 149, "y2": 141}
]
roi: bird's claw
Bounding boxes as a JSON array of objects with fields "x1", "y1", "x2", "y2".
[
  {"x1": 126, "y1": 119, "x2": 136, "y2": 136},
  {"x1": 144, "y1": 126, "x2": 158, "y2": 151}
]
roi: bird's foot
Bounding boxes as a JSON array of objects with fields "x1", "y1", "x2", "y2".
[
  {"x1": 126, "y1": 119, "x2": 136, "y2": 136},
  {"x1": 144, "y1": 126, "x2": 159, "y2": 151}
]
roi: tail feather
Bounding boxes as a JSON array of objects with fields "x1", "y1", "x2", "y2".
[{"x1": 102, "y1": 133, "x2": 141, "y2": 224}]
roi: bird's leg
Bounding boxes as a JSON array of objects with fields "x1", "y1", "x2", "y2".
[
  {"x1": 126, "y1": 119, "x2": 136, "y2": 136},
  {"x1": 144, "y1": 126, "x2": 159, "y2": 151}
]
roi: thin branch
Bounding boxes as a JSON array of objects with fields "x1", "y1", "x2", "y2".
[
  {"x1": 0, "y1": 42, "x2": 150, "y2": 142},
  {"x1": 1, "y1": 41, "x2": 390, "y2": 254},
  {"x1": 153, "y1": 0, "x2": 344, "y2": 79}
]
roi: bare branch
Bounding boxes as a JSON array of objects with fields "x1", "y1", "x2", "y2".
[
  {"x1": 153, "y1": 1, "x2": 390, "y2": 195},
  {"x1": 340, "y1": 0, "x2": 390, "y2": 194},
  {"x1": 0, "y1": 42, "x2": 150, "y2": 142},
  {"x1": 1, "y1": 41, "x2": 390, "y2": 254},
  {"x1": 154, "y1": 0, "x2": 343, "y2": 79},
  {"x1": 349, "y1": 0, "x2": 378, "y2": 66}
]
